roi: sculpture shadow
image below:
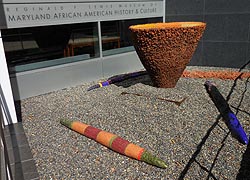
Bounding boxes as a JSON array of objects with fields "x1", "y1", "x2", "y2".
[
  {"x1": 237, "y1": 139, "x2": 250, "y2": 179},
  {"x1": 112, "y1": 71, "x2": 153, "y2": 88},
  {"x1": 236, "y1": 77, "x2": 250, "y2": 180},
  {"x1": 178, "y1": 60, "x2": 250, "y2": 180}
]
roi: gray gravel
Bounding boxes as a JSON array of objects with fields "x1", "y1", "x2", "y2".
[{"x1": 20, "y1": 66, "x2": 250, "y2": 179}]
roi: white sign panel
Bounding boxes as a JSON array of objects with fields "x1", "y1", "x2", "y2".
[{"x1": 2, "y1": 1, "x2": 163, "y2": 28}]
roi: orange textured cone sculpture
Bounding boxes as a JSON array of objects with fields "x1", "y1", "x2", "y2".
[{"x1": 129, "y1": 22, "x2": 206, "y2": 88}]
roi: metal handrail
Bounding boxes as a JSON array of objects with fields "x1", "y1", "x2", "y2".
[{"x1": 0, "y1": 100, "x2": 13, "y2": 180}]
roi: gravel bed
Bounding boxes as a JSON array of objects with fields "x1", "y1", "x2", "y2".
[{"x1": 21, "y1": 66, "x2": 250, "y2": 179}]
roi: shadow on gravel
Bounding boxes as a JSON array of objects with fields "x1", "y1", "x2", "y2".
[
  {"x1": 236, "y1": 77, "x2": 250, "y2": 180},
  {"x1": 236, "y1": 61, "x2": 250, "y2": 179},
  {"x1": 178, "y1": 116, "x2": 221, "y2": 180},
  {"x1": 237, "y1": 141, "x2": 250, "y2": 179},
  {"x1": 114, "y1": 73, "x2": 153, "y2": 88},
  {"x1": 178, "y1": 60, "x2": 250, "y2": 180}
]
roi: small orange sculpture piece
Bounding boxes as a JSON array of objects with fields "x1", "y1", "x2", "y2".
[
  {"x1": 182, "y1": 70, "x2": 250, "y2": 80},
  {"x1": 129, "y1": 22, "x2": 206, "y2": 88}
]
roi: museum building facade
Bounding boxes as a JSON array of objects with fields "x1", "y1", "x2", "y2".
[{"x1": 0, "y1": 0, "x2": 164, "y2": 124}]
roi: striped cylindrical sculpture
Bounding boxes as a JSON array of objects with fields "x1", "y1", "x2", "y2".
[
  {"x1": 129, "y1": 22, "x2": 206, "y2": 88},
  {"x1": 60, "y1": 119, "x2": 167, "y2": 168}
]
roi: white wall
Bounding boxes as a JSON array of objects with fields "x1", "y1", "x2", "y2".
[
  {"x1": 0, "y1": 30, "x2": 17, "y2": 125},
  {"x1": 10, "y1": 51, "x2": 144, "y2": 100}
]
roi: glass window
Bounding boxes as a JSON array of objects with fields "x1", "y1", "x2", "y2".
[
  {"x1": 2, "y1": 17, "x2": 163, "y2": 73},
  {"x1": 101, "y1": 17, "x2": 163, "y2": 56},
  {"x1": 2, "y1": 22, "x2": 99, "y2": 73},
  {"x1": 66, "y1": 22, "x2": 99, "y2": 58}
]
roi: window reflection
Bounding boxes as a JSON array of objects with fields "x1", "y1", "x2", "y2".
[
  {"x1": 101, "y1": 17, "x2": 163, "y2": 56},
  {"x1": 2, "y1": 17, "x2": 163, "y2": 73},
  {"x1": 65, "y1": 23, "x2": 99, "y2": 57},
  {"x1": 2, "y1": 22, "x2": 99, "y2": 73}
]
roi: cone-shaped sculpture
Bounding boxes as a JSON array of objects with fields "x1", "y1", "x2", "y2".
[{"x1": 129, "y1": 22, "x2": 206, "y2": 88}]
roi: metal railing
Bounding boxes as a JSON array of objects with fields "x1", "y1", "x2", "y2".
[{"x1": 0, "y1": 90, "x2": 13, "y2": 180}]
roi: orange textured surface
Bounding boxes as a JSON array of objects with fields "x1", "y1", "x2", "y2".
[
  {"x1": 71, "y1": 121, "x2": 89, "y2": 135},
  {"x1": 124, "y1": 143, "x2": 144, "y2": 160},
  {"x1": 182, "y1": 70, "x2": 250, "y2": 80},
  {"x1": 96, "y1": 131, "x2": 116, "y2": 148},
  {"x1": 130, "y1": 22, "x2": 206, "y2": 88}
]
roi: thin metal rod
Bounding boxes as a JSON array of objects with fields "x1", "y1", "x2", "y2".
[{"x1": 121, "y1": 92, "x2": 186, "y2": 106}]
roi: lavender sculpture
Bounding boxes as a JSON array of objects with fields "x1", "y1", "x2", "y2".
[{"x1": 87, "y1": 70, "x2": 147, "y2": 91}]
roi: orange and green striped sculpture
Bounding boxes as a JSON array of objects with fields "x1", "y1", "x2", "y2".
[{"x1": 60, "y1": 119, "x2": 167, "y2": 168}]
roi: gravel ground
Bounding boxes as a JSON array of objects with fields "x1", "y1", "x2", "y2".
[{"x1": 20, "y1": 66, "x2": 250, "y2": 179}]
